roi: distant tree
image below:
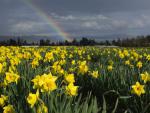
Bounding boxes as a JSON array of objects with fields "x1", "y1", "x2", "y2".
[
  {"x1": 9, "y1": 39, "x2": 17, "y2": 46},
  {"x1": 23, "y1": 40, "x2": 27, "y2": 45},
  {"x1": 88, "y1": 39, "x2": 96, "y2": 46},
  {"x1": 112, "y1": 40, "x2": 117, "y2": 46},
  {"x1": 80, "y1": 37, "x2": 89, "y2": 46},
  {"x1": 40, "y1": 39, "x2": 45, "y2": 46},
  {"x1": 51, "y1": 42, "x2": 55, "y2": 46},
  {"x1": 71, "y1": 38, "x2": 78, "y2": 46},
  {"x1": 45, "y1": 39, "x2": 50, "y2": 46},
  {"x1": 104, "y1": 40, "x2": 111, "y2": 46},
  {"x1": 65, "y1": 40, "x2": 69, "y2": 46},
  {"x1": 1, "y1": 34, "x2": 150, "y2": 47}
]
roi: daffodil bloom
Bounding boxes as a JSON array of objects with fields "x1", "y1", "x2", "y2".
[
  {"x1": 123, "y1": 50, "x2": 129, "y2": 56},
  {"x1": 71, "y1": 60, "x2": 75, "y2": 65},
  {"x1": 131, "y1": 82, "x2": 145, "y2": 96},
  {"x1": 41, "y1": 77, "x2": 57, "y2": 92},
  {"x1": 3, "y1": 105, "x2": 15, "y2": 113},
  {"x1": 37, "y1": 104, "x2": 48, "y2": 113},
  {"x1": 146, "y1": 54, "x2": 150, "y2": 61},
  {"x1": 59, "y1": 69, "x2": 65, "y2": 75},
  {"x1": 34, "y1": 52, "x2": 42, "y2": 60},
  {"x1": 65, "y1": 73, "x2": 75, "y2": 83},
  {"x1": 32, "y1": 75, "x2": 44, "y2": 89},
  {"x1": 31, "y1": 59, "x2": 39, "y2": 68},
  {"x1": 0, "y1": 95, "x2": 8, "y2": 107},
  {"x1": 141, "y1": 72, "x2": 150, "y2": 83},
  {"x1": 69, "y1": 54, "x2": 73, "y2": 58},
  {"x1": 27, "y1": 90, "x2": 39, "y2": 108},
  {"x1": 52, "y1": 62, "x2": 63, "y2": 74},
  {"x1": 10, "y1": 57, "x2": 20, "y2": 66},
  {"x1": 108, "y1": 60, "x2": 114, "y2": 65},
  {"x1": 0, "y1": 63, "x2": 3, "y2": 73},
  {"x1": 8, "y1": 65, "x2": 18, "y2": 74},
  {"x1": 107, "y1": 65, "x2": 113, "y2": 71},
  {"x1": 91, "y1": 71, "x2": 99, "y2": 78},
  {"x1": 32, "y1": 73, "x2": 57, "y2": 93},
  {"x1": 125, "y1": 60, "x2": 130, "y2": 65},
  {"x1": 79, "y1": 61, "x2": 88, "y2": 74},
  {"x1": 136, "y1": 61, "x2": 142, "y2": 68},
  {"x1": 23, "y1": 52, "x2": 31, "y2": 59},
  {"x1": 41, "y1": 73, "x2": 57, "y2": 92},
  {"x1": 65, "y1": 83, "x2": 78, "y2": 96},
  {"x1": 87, "y1": 55, "x2": 91, "y2": 60},
  {"x1": 119, "y1": 53, "x2": 125, "y2": 59},
  {"x1": 132, "y1": 52, "x2": 139, "y2": 59},
  {"x1": 59, "y1": 60, "x2": 66, "y2": 65},
  {"x1": 4, "y1": 72, "x2": 20, "y2": 85},
  {"x1": 61, "y1": 53, "x2": 66, "y2": 59},
  {"x1": 44, "y1": 52, "x2": 54, "y2": 62}
]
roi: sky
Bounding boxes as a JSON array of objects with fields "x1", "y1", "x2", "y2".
[{"x1": 1, "y1": 0, "x2": 150, "y2": 40}]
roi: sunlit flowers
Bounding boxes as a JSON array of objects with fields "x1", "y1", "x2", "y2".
[
  {"x1": 146, "y1": 54, "x2": 150, "y2": 61},
  {"x1": 4, "y1": 72, "x2": 20, "y2": 85},
  {"x1": 44, "y1": 52, "x2": 54, "y2": 62},
  {"x1": 136, "y1": 61, "x2": 142, "y2": 68},
  {"x1": 32, "y1": 73, "x2": 57, "y2": 93},
  {"x1": 71, "y1": 60, "x2": 75, "y2": 65},
  {"x1": 3, "y1": 105, "x2": 15, "y2": 113},
  {"x1": 65, "y1": 73, "x2": 75, "y2": 83},
  {"x1": 65, "y1": 83, "x2": 78, "y2": 96},
  {"x1": 1, "y1": 46, "x2": 150, "y2": 112},
  {"x1": 91, "y1": 71, "x2": 99, "y2": 78},
  {"x1": 10, "y1": 57, "x2": 20, "y2": 66},
  {"x1": 107, "y1": 65, "x2": 113, "y2": 71},
  {"x1": 131, "y1": 82, "x2": 145, "y2": 96},
  {"x1": 0, "y1": 95, "x2": 8, "y2": 107},
  {"x1": 31, "y1": 59, "x2": 39, "y2": 68},
  {"x1": 125, "y1": 60, "x2": 130, "y2": 65},
  {"x1": 119, "y1": 52, "x2": 125, "y2": 59},
  {"x1": 52, "y1": 62, "x2": 64, "y2": 74},
  {"x1": 123, "y1": 50, "x2": 129, "y2": 56},
  {"x1": 37, "y1": 104, "x2": 48, "y2": 113},
  {"x1": 33, "y1": 52, "x2": 42, "y2": 60},
  {"x1": 0, "y1": 63, "x2": 3, "y2": 73},
  {"x1": 141, "y1": 72, "x2": 150, "y2": 83},
  {"x1": 78, "y1": 61, "x2": 88, "y2": 74},
  {"x1": 27, "y1": 90, "x2": 39, "y2": 108},
  {"x1": 132, "y1": 52, "x2": 139, "y2": 60}
]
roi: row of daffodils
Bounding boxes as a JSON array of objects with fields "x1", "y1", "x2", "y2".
[{"x1": 0, "y1": 46, "x2": 150, "y2": 113}]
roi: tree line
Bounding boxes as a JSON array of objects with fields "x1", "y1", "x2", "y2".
[{"x1": 0, "y1": 35, "x2": 150, "y2": 47}]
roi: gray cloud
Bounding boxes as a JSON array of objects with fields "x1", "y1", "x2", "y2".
[
  {"x1": 33, "y1": 0, "x2": 150, "y2": 14},
  {"x1": 1, "y1": 0, "x2": 150, "y2": 39}
]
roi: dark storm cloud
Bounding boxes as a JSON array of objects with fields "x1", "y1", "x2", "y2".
[
  {"x1": 33, "y1": 0, "x2": 150, "y2": 14},
  {"x1": 1, "y1": 0, "x2": 150, "y2": 39},
  {"x1": 0, "y1": 0, "x2": 56, "y2": 35}
]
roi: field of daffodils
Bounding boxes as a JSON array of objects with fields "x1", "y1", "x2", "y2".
[{"x1": 0, "y1": 46, "x2": 150, "y2": 113}]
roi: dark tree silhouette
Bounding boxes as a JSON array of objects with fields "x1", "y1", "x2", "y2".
[{"x1": 0, "y1": 35, "x2": 150, "y2": 47}]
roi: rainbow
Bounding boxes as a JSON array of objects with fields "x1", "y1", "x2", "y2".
[{"x1": 22, "y1": 0, "x2": 72, "y2": 42}]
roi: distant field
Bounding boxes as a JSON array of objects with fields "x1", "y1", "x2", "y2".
[{"x1": 0, "y1": 46, "x2": 150, "y2": 113}]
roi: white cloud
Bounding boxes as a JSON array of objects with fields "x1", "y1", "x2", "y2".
[
  {"x1": 61, "y1": 15, "x2": 76, "y2": 20},
  {"x1": 82, "y1": 21, "x2": 98, "y2": 28},
  {"x1": 13, "y1": 22, "x2": 34, "y2": 31},
  {"x1": 10, "y1": 21, "x2": 47, "y2": 34},
  {"x1": 51, "y1": 13, "x2": 76, "y2": 20},
  {"x1": 7, "y1": 11, "x2": 150, "y2": 37},
  {"x1": 129, "y1": 20, "x2": 145, "y2": 28},
  {"x1": 51, "y1": 13, "x2": 109, "y2": 21},
  {"x1": 111, "y1": 20, "x2": 128, "y2": 29}
]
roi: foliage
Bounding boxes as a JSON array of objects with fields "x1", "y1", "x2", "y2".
[{"x1": 0, "y1": 46, "x2": 150, "y2": 113}]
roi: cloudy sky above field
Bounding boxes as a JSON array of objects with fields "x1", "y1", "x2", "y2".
[{"x1": 1, "y1": 0, "x2": 150, "y2": 40}]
